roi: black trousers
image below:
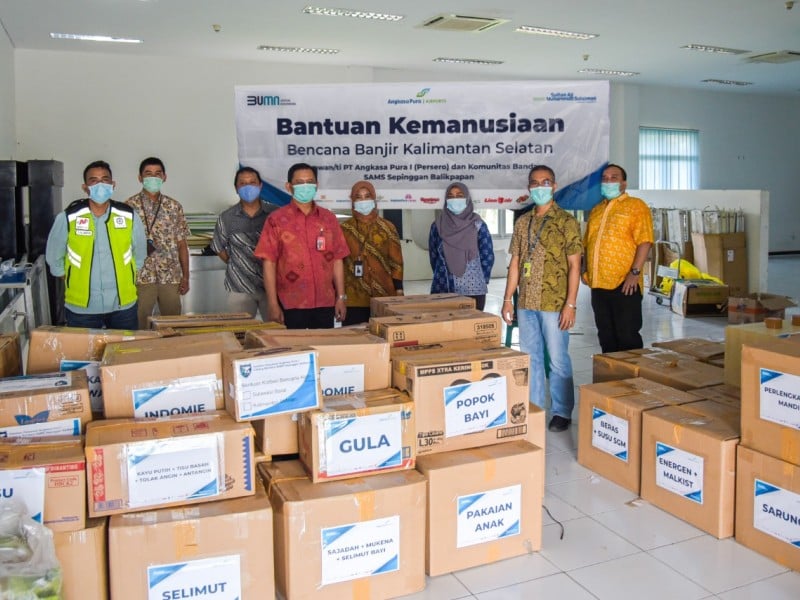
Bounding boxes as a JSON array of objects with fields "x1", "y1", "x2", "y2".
[
  {"x1": 590, "y1": 285, "x2": 644, "y2": 353},
  {"x1": 342, "y1": 306, "x2": 371, "y2": 326},
  {"x1": 283, "y1": 306, "x2": 336, "y2": 330}
]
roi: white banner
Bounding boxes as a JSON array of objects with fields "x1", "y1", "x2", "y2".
[{"x1": 235, "y1": 81, "x2": 609, "y2": 210}]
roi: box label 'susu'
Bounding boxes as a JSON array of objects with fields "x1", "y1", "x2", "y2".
[
  {"x1": 319, "y1": 364, "x2": 365, "y2": 397},
  {"x1": 0, "y1": 372, "x2": 72, "y2": 393},
  {"x1": 132, "y1": 374, "x2": 218, "y2": 418},
  {"x1": 753, "y1": 478, "x2": 800, "y2": 547},
  {"x1": 443, "y1": 376, "x2": 508, "y2": 438},
  {"x1": 0, "y1": 417, "x2": 81, "y2": 439},
  {"x1": 60, "y1": 359, "x2": 101, "y2": 413},
  {"x1": 0, "y1": 468, "x2": 45, "y2": 522},
  {"x1": 320, "y1": 516, "x2": 400, "y2": 585},
  {"x1": 147, "y1": 554, "x2": 241, "y2": 600},
  {"x1": 655, "y1": 442, "x2": 704, "y2": 504},
  {"x1": 233, "y1": 352, "x2": 319, "y2": 418},
  {"x1": 759, "y1": 369, "x2": 800, "y2": 431},
  {"x1": 126, "y1": 433, "x2": 221, "y2": 508},
  {"x1": 591, "y1": 407, "x2": 629, "y2": 462},
  {"x1": 322, "y1": 410, "x2": 403, "y2": 477},
  {"x1": 456, "y1": 484, "x2": 521, "y2": 548}
]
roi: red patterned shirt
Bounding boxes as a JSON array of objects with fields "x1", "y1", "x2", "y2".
[{"x1": 254, "y1": 202, "x2": 349, "y2": 310}]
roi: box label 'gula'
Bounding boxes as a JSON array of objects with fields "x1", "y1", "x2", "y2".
[
  {"x1": 759, "y1": 369, "x2": 800, "y2": 430},
  {"x1": 456, "y1": 484, "x2": 521, "y2": 548},
  {"x1": 753, "y1": 478, "x2": 800, "y2": 547},
  {"x1": 443, "y1": 376, "x2": 507, "y2": 438},
  {"x1": 321, "y1": 410, "x2": 403, "y2": 477},
  {"x1": 320, "y1": 516, "x2": 400, "y2": 585},
  {"x1": 591, "y1": 408, "x2": 629, "y2": 462},
  {"x1": 655, "y1": 442, "x2": 704, "y2": 504},
  {"x1": 147, "y1": 554, "x2": 241, "y2": 600}
]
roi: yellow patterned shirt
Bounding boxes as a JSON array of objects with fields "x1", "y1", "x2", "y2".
[{"x1": 583, "y1": 193, "x2": 653, "y2": 290}]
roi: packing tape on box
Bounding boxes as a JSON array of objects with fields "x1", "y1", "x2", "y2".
[
  {"x1": 781, "y1": 430, "x2": 800, "y2": 465},
  {"x1": 482, "y1": 456, "x2": 496, "y2": 482},
  {"x1": 671, "y1": 424, "x2": 685, "y2": 445},
  {"x1": 175, "y1": 521, "x2": 199, "y2": 559},
  {"x1": 266, "y1": 476, "x2": 307, "y2": 498},
  {"x1": 353, "y1": 578, "x2": 371, "y2": 599},
  {"x1": 354, "y1": 490, "x2": 376, "y2": 521},
  {"x1": 485, "y1": 545, "x2": 502, "y2": 564}
]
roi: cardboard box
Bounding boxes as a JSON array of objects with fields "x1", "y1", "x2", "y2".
[
  {"x1": 691, "y1": 232, "x2": 748, "y2": 296},
  {"x1": 26, "y1": 326, "x2": 163, "y2": 414},
  {"x1": 725, "y1": 319, "x2": 800, "y2": 387},
  {"x1": 671, "y1": 280, "x2": 729, "y2": 317},
  {"x1": 628, "y1": 352, "x2": 726, "y2": 391},
  {"x1": 245, "y1": 327, "x2": 391, "y2": 397},
  {"x1": 415, "y1": 441, "x2": 543, "y2": 576},
  {"x1": 252, "y1": 413, "x2": 298, "y2": 457},
  {"x1": 652, "y1": 337, "x2": 725, "y2": 362},
  {"x1": 370, "y1": 293, "x2": 476, "y2": 318},
  {"x1": 370, "y1": 309, "x2": 502, "y2": 348},
  {"x1": 0, "y1": 437, "x2": 86, "y2": 532},
  {"x1": 398, "y1": 347, "x2": 531, "y2": 456},
  {"x1": 85, "y1": 411, "x2": 255, "y2": 517},
  {"x1": 261, "y1": 460, "x2": 426, "y2": 599},
  {"x1": 0, "y1": 333, "x2": 22, "y2": 377},
  {"x1": 53, "y1": 518, "x2": 108, "y2": 600},
  {"x1": 735, "y1": 445, "x2": 800, "y2": 572},
  {"x1": 147, "y1": 312, "x2": 252, "y2": 329},
  {"x1": 687, "y1": 383, "x2": 741, "y2": 409},
  {"x1": 591, "y1": 348, "x2": 678, "y2": 383},
  {"x1": 0, "y1": 370, "x2": 91, "y2": 436},
  {"x1": 391, "y1": 339, "x2": 502, "y2": 389},
  {"x1": 641, "y1": 401, "x2": 739, "y2": 538},
  {"x1": 100, "y1": 332, "x2": 240, "y2": 419},
  {"x1": 223, "y1": 347, "x2": 321, "y2": 421},
  {"x1": 577, "y1": 378, "x2": 700, "y2": 493},
  {"x1": 740, "y1": 339, "x2": 800, "y2": 465},
  {"x1": 728, "y1": 293, "x2": 796, "y2": 324},
  {"x1": 108, "y1": 481, "x2": 274, "y2": 600},
  {"x1": 298, "y1": 389, "x2": 415, "y2": 483}
]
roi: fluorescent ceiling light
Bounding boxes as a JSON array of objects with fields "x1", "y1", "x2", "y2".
[
  {"x1": 50, "y1": 32, "x2": 142, "y2": 44},
  {"x1": 303, "y1": 5, "x2": 404, "y2": 21},
  {"x1": 702, "y1": 78, "x2": 753, "y2": 86},
  {"x1": 433, "y1": 57, "x2": 504, "y2": 65},
  {"x1": 258, "y1": 45, "x2": 340, "y2": 55},
  {"x1": 682, "y1": 44, "x2": 749, "y2": 55},
  {"x1": 579, "y1": 68, "x2": 638, "y2": 76},
  {"x1": 516, "y1": 25, "x2": 597, "y2": 40}
]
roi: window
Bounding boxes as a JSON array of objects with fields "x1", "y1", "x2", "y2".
[
  {"x1": 476, "y1": 209, "x2": 514, "y2": 237},
  {"x1": 639, "y1": 127, "x2": 699, "y2": 190}
]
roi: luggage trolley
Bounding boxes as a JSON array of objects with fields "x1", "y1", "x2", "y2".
[{"x1": 649, "y1": 240, "x2": 682, "y2": 307}]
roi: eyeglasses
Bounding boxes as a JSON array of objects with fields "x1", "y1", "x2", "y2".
[{"x1": 529, "y1": 179, "x2": 553, "y2": 188}]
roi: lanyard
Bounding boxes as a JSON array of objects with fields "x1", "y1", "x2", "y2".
[
  {"x1": 526, "y1": 214, "x2": 550, "y2": 259},
  {"x1": 355, "y1": 220, "x2": 376, "y2": 259},
  {"x1": 141, "y1": 194, "x2": 163, "y2": 238}
]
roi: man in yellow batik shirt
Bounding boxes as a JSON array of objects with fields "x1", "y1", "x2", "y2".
[{"x1": 583, "y1": 164, "x2": 653, "y2": 353}]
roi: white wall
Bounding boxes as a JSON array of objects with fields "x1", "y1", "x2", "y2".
[
  {"x1": 13, "y1": 49, "x2": 800, "y2": 263},
  {"x1": 0, "y1": 28, "x2": 15, "y2": 158}
]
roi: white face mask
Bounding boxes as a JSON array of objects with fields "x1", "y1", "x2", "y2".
[
  {"x1": 353, "y1": 200, "x2": 376, "y2": 216},
  {"x1": 446, "y1": 198, "x2": 468, "y2": 215}
]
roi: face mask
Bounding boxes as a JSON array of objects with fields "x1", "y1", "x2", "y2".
[
  {"x1": 237, "y1": 184, "x2": 261, "y2": 203},
  {"x1": 88, "y1": 182, "x2": 114, "y2": 204},
  {"x1": 600, "y1": 182, "x2": 622, "y2": 200},
  {"x1": 529, "y1": 187, "x2": 553, "y2": 206},
  {"x1": 142, "y1": 177, "x2": 163, "y2": 194},
  {"x1": 292, "y1": 183, "x2": 317, "y2": 204},
  {"x1": 446, "y1": 198, "x2": 468, "y2": 215},
  {"x1": 353, "y1": 200, "x2": 375, "y2": 216}
]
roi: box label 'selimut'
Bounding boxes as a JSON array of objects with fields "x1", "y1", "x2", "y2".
[
  {"x1": 759, "y1": 369, "x2": 800, "y2": 430},
  {"x1": 132, "y1": 374, "x2": 218, "y2": 418},
  {"x1": 0, "y1": 468, "x2": 45, "y2": 522},
  {"x1": 456, "y1": 484, "x2": 521, "y2": 548},
  {"x1": 60, "y1": 360, "x2": 101, "y2": 412},
  {"x1": 147, "y1": 554, "x2": 241, "y2": 600},
  {"x1": 0, "y1": 417, "x2": 81, "y2": 439},
  {"x1": 322, "y1": 411, "x2": 403, "y2": 477},
  {"x1": 753, "y1": 478, "x2": 800, "y2": 546},
  {"x1": 443, "y1": 376, "x2": 508, "y2": 438},
  {"x1": 320, "y1": 516, "x2": 400, "y2": 585},
  {"x1": 125, "y1": 433, "x2": 221, "y2": 509},
  {"x1": 319, "y1": 364, "x2": 365, "y2": 397},
  {"x1": 655, "y1": 442, "x2": 704, "y2": 504},
  {"x1": 591, "y1": 408, "x2": 629, "y2": 462}
]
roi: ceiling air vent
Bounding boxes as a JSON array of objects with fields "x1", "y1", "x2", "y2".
[
  {"x1": 419, "y1": 14, "x2": 508, "y2": 32},
  {"x1": 746, "y1": 50, "x2": 800, "y2": 64}
]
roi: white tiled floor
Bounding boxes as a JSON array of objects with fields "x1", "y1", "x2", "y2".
[{"x1": 398, "y1": 256, "x2": 800, "y2": 600}]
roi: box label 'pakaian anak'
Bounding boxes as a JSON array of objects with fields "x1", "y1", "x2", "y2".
[
  {"x1": 132, "y1": 374, "x2": 218, "y2": 418},
  {"x1": 443, "y1": 376, "x2": 507, "y2": 438},
  {"x1": 232, "y1": 352, "x2": 319, "y2": 418},
  {"x1": 759, "y1": 369, "x2": 800, "y2": 431},
  {"x1": 591, "y1": 408, "x2": 629, "y2": 462},
  {"x1": 753, "y1": 478, "x2": 800, "y2": 547},
  {"x1": 147, "y1": 554, "x2": 241, "y2": 600},
  {"x1": 655, "y1": 442, "x2": 704, "y2": 504},
  {"x1": 319, "y1": 364, "x2": 364, "y2": 397},
  {"x1": 321, "y1": 410, "x2": 403, "y2": 477},
  {"x1": 456, "y1": 484, "x2": 521, "y2": 548},
  {"x1": 0, "y1": 468, "x2": 45, "y2": 522},
  {"x1": 126, "y1": 433, "x2": 221, "y2": 508},
  {"x1": 320, "y1": 516, "x2": 400, "y2": 585}
]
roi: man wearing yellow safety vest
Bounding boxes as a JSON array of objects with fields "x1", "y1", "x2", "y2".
[{"x1": 45, "y1": 160, "x2": 147, "y2": 329}]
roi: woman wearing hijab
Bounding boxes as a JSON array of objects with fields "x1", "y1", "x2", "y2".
[
  {"x1": 429, "y1": 182, "x2": 495, "y2": 310},
  {"x1": 341, "y1": 180, "x2": 404, "y2": 325}
]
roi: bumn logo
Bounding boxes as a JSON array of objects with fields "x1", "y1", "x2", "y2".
[
  {"x1": 239, "y1": 364, "x2": 252, "y2": 378},
  {"x1": 247, "y1": 95, "x2": 281, "y2": 106}
]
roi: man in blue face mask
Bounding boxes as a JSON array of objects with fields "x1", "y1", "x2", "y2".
[
  {"x1": 45, "y1": 160, "x2": 147, "y2": 329},
  {"x1": 501, "y1": 165, "x2": 582, "y2": 432}
]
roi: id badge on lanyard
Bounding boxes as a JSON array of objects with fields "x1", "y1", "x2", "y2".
[
  {"x1": 354, "y1": 259, "x2": 364, "y2": 278},
  {"x1": 523, "y1": 215, "x2": 550, "y2": 278},
  {"x1": 316, "y1": 228, "x2": 326, "y2": 251}
]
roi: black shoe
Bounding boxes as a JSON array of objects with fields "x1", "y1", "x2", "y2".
[{"x1": 548, "y1": 415, "x2": 571, "y2": 432}]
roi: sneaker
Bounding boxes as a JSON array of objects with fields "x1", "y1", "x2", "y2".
[{"x1": 548, "y1": 415, "x2": 571, "y2": 432}]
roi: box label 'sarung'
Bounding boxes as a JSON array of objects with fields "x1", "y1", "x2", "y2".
[
  {"x1": 655, "y1": 442, "x2": 704, "y2": 504},
  {"x1": 753, "y1": 478, "x2": 800, "y2": 547},
  {"x1": 320, "y1": 516, "x2": 400, "y2": 585},
  {"x1": 456, "y1": 484, "x2": 521, "y2": 548},
  {"x1": 591, "y1": 408, "x2": 629, "y2": 462},
  {"x1": 759, "y1": 369, "x2": 800, "y2": 430},
  {"x1": 147, "y1": 554, "x2": 241, "y2": 600}
]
